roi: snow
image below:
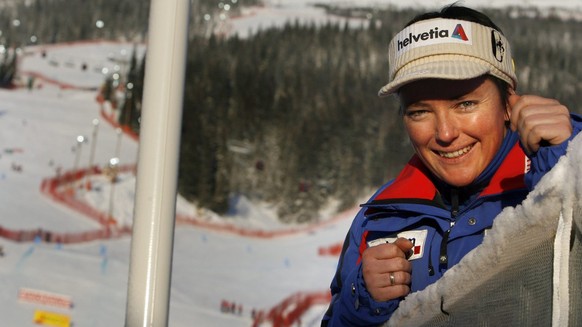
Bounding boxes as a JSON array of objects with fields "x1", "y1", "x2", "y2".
[
  {"x1": 1, "y1": 38, "x2": 355, "y2": 325},
  {"x1": 226, "y1": 0, "x2": 582, "y2": 38},
  {"x1": 0, "y1": 70, "x2": 354, "y2": 326},
  {"x1": 0, "y1": 1, "x2": 577, "y2": 326}
]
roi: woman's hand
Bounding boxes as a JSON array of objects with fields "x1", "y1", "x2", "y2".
[
  {"x1": 508, "y1": 92, "x2": 572, "y2": 155},
  {"x1": 362, "y1": 237, "x2": 413, "y2": 302}
]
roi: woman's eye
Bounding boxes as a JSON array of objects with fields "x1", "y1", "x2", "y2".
[
  {"x1": 458, "y1": 101, "x2": 476, "y2": 109},
  {"x1": 405, "y1": 110, "x2": 427, "y2": 119}
]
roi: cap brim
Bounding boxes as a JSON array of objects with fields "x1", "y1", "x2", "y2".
[{"x1": 378, "y1": 58, "x2": 492, "y2": 97}]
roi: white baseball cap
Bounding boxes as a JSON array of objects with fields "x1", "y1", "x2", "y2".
[{"x1": 378, "y1": 18, "x2": 517, "y2": 96}]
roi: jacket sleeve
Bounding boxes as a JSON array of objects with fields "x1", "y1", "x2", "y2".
[
  {"x1": 321, "y1": 208, "x2": 401, "y2": 326},
  {"x1": 525, "y1": 113, "x2": 582, "y2": 189}
]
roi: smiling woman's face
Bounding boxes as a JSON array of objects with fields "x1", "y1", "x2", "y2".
[{"x1": 398, "y1": 76, "x2": 510, "y2": 187}]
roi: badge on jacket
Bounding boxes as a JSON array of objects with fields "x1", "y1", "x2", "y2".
[{"x1": 367, "y1": 230, "x2": 428, "y2": 260}]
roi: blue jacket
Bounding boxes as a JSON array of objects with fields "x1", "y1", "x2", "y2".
[{"x1": 322, "y1": 114, "x2": 582, "y2": 326}]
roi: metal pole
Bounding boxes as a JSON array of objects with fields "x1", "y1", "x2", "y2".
[
  {"x1": 88, "y1": 118, "x2": 100, "y2": 170},
  {"x1": 72, "y1": 135, "x2": 86, "y2": 194},
  {"x1": 72, "y1": 135, "x2": 85, "y2": 173},
  {"x1": 107, "y1": 157, "x2": 119, "y2": 221},
  {"x1": 85, "y1": 118, "x2": 100, "y2": 190},
  {"x1": 125, "y1": 0, "x2": 189, "y2": 325}
]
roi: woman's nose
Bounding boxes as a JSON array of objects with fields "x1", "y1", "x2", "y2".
[{"x1": 435, "y1": 117, "x2": 459, "y2": 144}]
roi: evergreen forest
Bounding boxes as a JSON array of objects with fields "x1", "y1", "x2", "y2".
[
  {"x1": 3, "y1": 1, "x2": 582, "y2": 223},
  {"x1": 178, "y1": 7, "x2": 582, "y2": 222}
]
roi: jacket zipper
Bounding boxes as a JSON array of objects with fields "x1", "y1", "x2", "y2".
[{"x1": 439, "y1": 188, "x2": 459, "y2": 270}]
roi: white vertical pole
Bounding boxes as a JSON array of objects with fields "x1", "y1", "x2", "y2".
[{"x1": 125, "y1": 0, "x2": 189, "y2": 325}]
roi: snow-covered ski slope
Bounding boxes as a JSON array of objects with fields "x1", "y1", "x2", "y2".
[{"x1": 1, "y1": 39, "x2": 354, "y2": 326}]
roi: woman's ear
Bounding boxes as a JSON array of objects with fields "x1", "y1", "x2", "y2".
[
  {"x1": 505, "y1": 88, "x2": 517, "y2": 122},
  {"x1": 504, "y1": 102, "x2": 511, "y2": 122}
]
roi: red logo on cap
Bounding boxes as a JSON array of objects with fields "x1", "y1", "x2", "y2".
[{"x1": 452, "y1": 24, "x2": 468, "y2": 41}]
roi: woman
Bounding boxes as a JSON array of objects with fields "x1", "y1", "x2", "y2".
[{"x1": 322, "y1": 4, "x2": 582, "y2": 326}]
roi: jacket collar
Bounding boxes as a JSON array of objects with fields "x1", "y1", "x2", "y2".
[{"x1": 371, "y1": 136, "x2": 528, "y2": 203}]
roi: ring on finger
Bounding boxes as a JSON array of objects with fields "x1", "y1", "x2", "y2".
[{"x1": 389, "y1": 272, "x2": 395, "y2": 286}]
